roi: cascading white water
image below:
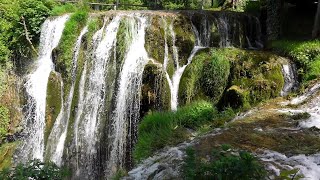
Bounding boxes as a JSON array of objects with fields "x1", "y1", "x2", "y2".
[
  {"x1": 163, "y1": 19, "x2": 204, "y2": 111},
  {"x1": 288, "y1": 82, "x2": 320, "y2": 129},
  {"x1": 73, "y1": 59, "x2": 87, "y2": 175},
  {"x1": 19, "y1": 15, "x2": 69, "y2": 162},
  {"x1": 107, "y1": 15, "x2": 149, "y2": 175},
  {"x1": 69, "y1": 16, "x2": 121, "y2": 177},
  {"x1": 259, "y1": 150, "x2": 320, "y2": 180},
  {"x1": 217, "y1": 15, "x2": 231, "y2": 47},
  {"x1": 45, "y1": 26, "x2": 88, "y2": 165},
  {"x1": 281, "y1": 60, "x2": 298, "y2": 96}
]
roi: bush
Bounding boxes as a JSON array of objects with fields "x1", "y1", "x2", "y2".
[
  {"x1": 134, "y1": 101, "x2": 236, "y2": 162},
  {"x1": 0, "y1": 159, "x2": 70, "y2": 179},
  {"x1": 182, "y1": 146, "x2": 266, "y2": 179},
  {"x1": 272, "y1": 40, "x2": 320, "y2": 82}
]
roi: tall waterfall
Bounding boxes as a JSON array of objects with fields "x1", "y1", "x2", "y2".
[
  {"x1": 107, "y1": 15, "x2": 149, "y2": 175},
  {"x1": 18, "y1": 15, "x2": 69, "y2": 163},
  {"x1": 17, "y1": 11, "x2": 264, "y2": 179},
  {"x1": 71, "y1": 16, "x2": 121, "y2": 178}
]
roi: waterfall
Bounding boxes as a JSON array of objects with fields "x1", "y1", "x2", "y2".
[
  {"x1": 72, "y1": 16, "x2": 121, "y2": 178},
  {"x1": 281, "y1": 59, "x2": 298, "y2": 96},
  {"x1": 45, "y1": 26, "x2": 88, "y2": 165},
  {"x1": 16, "y1": 11, "x2": 266, "y2": 178},
  {"x1": 18, "y1": 15, "x2": 69, "y2": 163},
  {"x1": 107, "y1": 15, "x2": 149, "y2": 175},
  {"x1": 163, "y1": 19, "x2": 205, "y2": 111}
]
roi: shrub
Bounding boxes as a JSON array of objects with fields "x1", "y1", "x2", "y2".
[
  {"x1": 182, "y1": 146, "x2": 266, "y2": 179},
  {"x1": 0, "y1": 159, "x2": 70, "y2": 179}
]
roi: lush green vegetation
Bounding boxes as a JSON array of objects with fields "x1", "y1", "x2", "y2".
[
  {"x1": 271, "y1": 40, "x2": 320, "y2": 83},
  {"x1": 181, "y1": 49, "x2": 230, "y2": 104},
  {"x1": 55, "y1": 9, "x2": 88, "y2": 81},
  {"x1": 0, "y1": 160, "x2": 70, "y2": 179},
  {"x1": 217, "y1": 48, "x2": 284, "y2": 110},
  {"x1": 134, "y1": 101, "x2": 235, "y2": 162},
  {"x1": 50, "y1": 3, "x2": 78, "y2": 16},
  {"x1": 183, "y1": 145, "x2": 266, "y2": 179}
]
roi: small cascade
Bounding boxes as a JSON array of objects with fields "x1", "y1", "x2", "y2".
[
  {"x1": 74, "y1": 60, "x2": 87, "y2": 175},
  {"x1": 18, "y1": 15, "x2": 69, "y2": 163},
  {"x1": 163, "y1": 19, "x2": 204, "y2": 111},
  {"x1": 290, "y1": 82, "x2": 320, "y2": 129},
  {"x1": 107, "y1": 15, "x2": 149, "y2": 176},
  {"x1": 291, "y1": 83, "x2": 320, "y2": 105},
  {"x1": 281, "y1": 59, "x2": 298, "y2": 96},
  {"x1": 217, "y1": 15, "x2": 232, "y2": 47},
  {"x1": 45, "y1": 26, "x2": 88, "y2": 165},
  {"x1": 259, "y1": 150, "x2": 320, "y2": 180}
]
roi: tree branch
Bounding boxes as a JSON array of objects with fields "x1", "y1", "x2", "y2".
[{"x1": 21, "y1": 16, "x2": 39, "y2": 56}]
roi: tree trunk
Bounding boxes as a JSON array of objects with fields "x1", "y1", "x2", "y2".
[{"x1": 312, "y1": 0, "x2": 320, "y2": 39}]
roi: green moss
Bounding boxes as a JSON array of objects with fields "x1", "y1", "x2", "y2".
[
  {"x1": 194, "y1": 107, "x2": 320, "y2": 160},
  {"x1": 0, "y1": 142, "x2": 18, "y2": 170},
  {"x1": 45, "y1": 72, "x2": 62, "y2": 145},
  {"x1": 173, "y1": 15, "x2": 195, "y2": 64},
  {"x1": 55, "y1": 10, "x2": 88, "y2": 88},
  {"x1": 145, "y1": 16, "x2": 165, "y2": 64},
  {"x1": 116, "y1": 17, "x2": 133, "y2": 64},
  {"x1": 218, "y1": 48, "x2": 284, "y2": 109},
  {"x1": 180, "y1": 48, "x2": 230, "y2": 105}
]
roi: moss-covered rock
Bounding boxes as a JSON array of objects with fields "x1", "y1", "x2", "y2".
[
  {"x1": 141, "y1": 62, "x2": 170, "y2": 116},
  {"x1": 45, "y1": 71, "x2": 62, "y2": 145},
  {"x1": 180, "y1": 48, "x2": 230, "y2": 105},
  {"x1": 0, "y1": 73, "x2": 22, "y2": 139},
  {"x1": 218, "y1": 48, "x2": 285, "y2": 109},
  {"x1": 172, "y1": 15, "x2": 196, "y2": 64},
  {"x1": 0, "y1": 142, "x2": 18, "y2": 170}
]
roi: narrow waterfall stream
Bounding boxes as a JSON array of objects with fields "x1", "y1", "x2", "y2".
[
  {"x1": 45, "y1": 26, "x2": 88, "y2": 165},
  {"x1": 18, "y1": 15, "x2": 69, "y2": 163},
  {"x1": 107, "y1": 15, "x2": 149, "y2": 174},
  {"x1": 163, "y1": 19, "x2": 205, "y2": 111}
]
